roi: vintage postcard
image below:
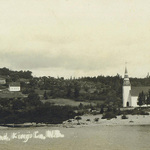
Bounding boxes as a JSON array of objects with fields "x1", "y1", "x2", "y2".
[{"x1": 0, "y1": 0, "x2": 150, "y2": 150}]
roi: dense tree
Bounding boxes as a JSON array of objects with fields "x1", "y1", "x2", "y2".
[
  {"x1": 27, "y1": 92, "x2": 41, "y2": 106},
  {"x1": 74, "y1": 84, "x2": 80, "y2": 99},
  {"x1": 12, "y1": 98, "x2": 25, "y2": 110},
  {"x1": 43, "y1": 91, "x2": 48, "y2": 99},
  {"x1": 0, "y1": 67, "x2": 32, "y2": 79},
  {"x1": 138, "y1": 91, "x2": 145, "y2": 106},
  {"x1": 145, "y1": 90, "x2": 150, "y2": 106}
]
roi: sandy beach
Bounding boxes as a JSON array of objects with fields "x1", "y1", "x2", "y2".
[{"x1": 62, "y1": 114, "x2": 150, "y2": 128}]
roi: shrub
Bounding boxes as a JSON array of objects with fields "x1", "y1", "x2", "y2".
[
  {"x1": 86, "y1": 119, "x2": 90, "y2": 121},
  {"x1": 92, "y1": 111, "x2": 99, "y2": 115},
  {"x1": 75, "y1": 116, "x2": 82, "y2": 124},
  {"x1": 130, "y1": 109, "x2": 149, "y2": 115},
  {"x1": 68, "y1": 119, "x2": 72, "y2": 122},
  {"x1": 140, "y1": 111, "x2": 149, "y2": 115},
  {"x1": 129, "y1": 120, "x2": 134, "y2": 123},
  {"x1": 102, "y1": 112, "x2": 117, "y2": 119},
  {"x1": 121, "y1": 115, "x2": 128, "y2": 119},
  {"x1": 94, "y1": 118, "x2": 99, "y2": 122}
]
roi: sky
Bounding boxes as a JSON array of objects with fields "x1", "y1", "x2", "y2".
[{"x1": 0, "y1": 0, "x2": 150, "y2": 78}]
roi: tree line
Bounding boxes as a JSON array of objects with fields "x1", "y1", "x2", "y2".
[
  {"x1": 0, "y1": 91, "x2": 77, "y2": 124},
  {"x1": 138, "y1": 90, "x2": 150, "y2": 106},
  {"x1": 1, "y1": 67, "x2": 150, "y2": 108}
]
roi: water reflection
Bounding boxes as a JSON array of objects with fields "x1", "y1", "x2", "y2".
[{"x1": 0, "y1": 125, "x2": 149, "y2": 150}]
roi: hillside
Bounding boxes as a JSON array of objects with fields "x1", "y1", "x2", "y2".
[
  {"x1": 0, "y1": 67, "x2": 150, "y2": 107},
  {"x1": 0, "y1": 67, "x2": 150, "y2": 124}
]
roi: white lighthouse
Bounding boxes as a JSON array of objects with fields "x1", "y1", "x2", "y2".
[{"x1": 123, "y1": 67, "x2": 131, "y2": 107}]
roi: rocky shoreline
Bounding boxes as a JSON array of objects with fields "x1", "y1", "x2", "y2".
[
  {"x1": 62, "y1": 114, "x2": 150, "y2": 128},
  {"x1": 1, "y1": 114, "x2": 150, "y2": 129}
]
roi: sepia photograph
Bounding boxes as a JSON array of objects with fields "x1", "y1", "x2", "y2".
[{"x1": 0, "y1": 0, "x2": 150, "y2": 150}]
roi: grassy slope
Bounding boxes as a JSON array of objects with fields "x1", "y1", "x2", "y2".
[{"x1": 41, "y1": 98, "x2": 96, "y2": 106}]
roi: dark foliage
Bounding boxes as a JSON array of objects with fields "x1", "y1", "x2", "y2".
[
  {"x1": 121, "y1": 115, "x2": 128, "y2": 119},
  {"x1": 122, "y1": 108, "x2": 149, "y2": 116},
  {"x1": 101, "y1": 112, "x2": 117, "y2": 119},
  {"x1": 0, "y1": 96, "x2": 77, "y2": 124}
]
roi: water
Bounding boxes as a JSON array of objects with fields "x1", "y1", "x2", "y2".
[{"x1": 0, "y1": 125, "x2": 150, "y2": 150}]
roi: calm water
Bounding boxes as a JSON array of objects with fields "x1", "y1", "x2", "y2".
[{"x1": 0, "y1": 125, "x2": 150, "y2": 150}]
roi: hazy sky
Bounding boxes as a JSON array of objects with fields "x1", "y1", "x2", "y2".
[{"x1": 0, "y1": 0, "x2": 150, "y2": 78}]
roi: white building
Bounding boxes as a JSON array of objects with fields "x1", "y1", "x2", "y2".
[
  {"x1": 9, "y1": 82, "x2": 21, "y2": 92},
  {"x1": 123, "y1": 67, "x2": 150, "y2": 107}
]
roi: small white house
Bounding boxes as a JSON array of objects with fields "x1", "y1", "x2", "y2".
[{"x1": 9, "y1": 82, "x2": 21, "y2": 92}]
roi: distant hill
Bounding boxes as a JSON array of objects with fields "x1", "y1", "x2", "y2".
[
  {"x1": 0, "y1": 67, "x2": 150, "y2": 107},
  {"x1": 0, "y1": 67, "x2": 32, "y2": 82}
]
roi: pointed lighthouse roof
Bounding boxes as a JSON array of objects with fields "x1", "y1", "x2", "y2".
[
  {"x1": 123, "y1": 66, "x2": 131, "y2": 86},
  {"x1": 124, "y1": 66, "x2": 129, "y2": 78},
  {"x1": 125, "y1": 67, "x2": 127, "y2": 74}
]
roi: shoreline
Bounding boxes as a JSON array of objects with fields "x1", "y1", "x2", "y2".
[
  {"x1": 1, "y1": 114, "x2": 150, "y2": 129},
  {"x1": 62, "y1": 114, "x2": 150, "y2": 128}
]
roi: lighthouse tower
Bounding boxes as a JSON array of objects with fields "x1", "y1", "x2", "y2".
[{"x1": 123, "y1": 67, "x2": 131, "y2": 107}]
